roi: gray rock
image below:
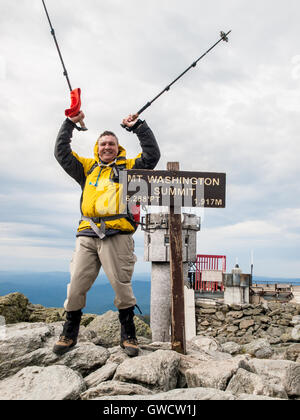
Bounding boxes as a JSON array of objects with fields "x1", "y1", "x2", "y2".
[
  {"x1": 185, "y1": 357, "x2": 250, "y2": 391},
  {"x1": 200, "y1": 308, "x2": 216, "y2": 314},
  {"x1": 267, "y1": 326, "x2": 285, "y2": 338},
  {"x1": 226, "y1": 368, "x2": 288, "y2": 399},
  {"x1": 80, "y1": 380, "x2": 153, "y2": 400},
  {"x1": 280, "y1": 332, "x2": 293, "y2": 343},
  {"x1": 84, "y1": 362, "x2": 118, "y2": 388},
  {"x1": 267, "y1": 302, "x2": 282, "y2": 312},
  {"x1": 291, "y1": 325, "x2": 300, "y2": 341},
  {"x1": 215, "y1": 311, "x2": 225, "y2": 321},
  {"x1": 249, "y1": 359, "x2": 300, "y2": 397},
  {"x1": 285, "y1": 344, "x2": 300, "y2": 362},
  {"x1": 226, "y1": 311, "x2": 244, "y2": 319},
  {"x1": 140, "y1": 341, "x2": 172, "y2": 351},
  {"x1": 107, "y1": 348, "x2": 130, "y2": 365},
  {"x1": 242, "y1": 339, "x2": 273, "y2": 359},
  {"x1": 187, "y1": 336, "x2": 221, "y2": 353},
  {"x1": 291, "y1": 315, "x2": 300, "y2": 326},
  {"x1": 230, "y1": 304, "x2": 244, "y2": 311},
  {"x1": 95, "y1": 386, "x2": 237, "y2": 400},
  {"x1": 0, "y1": 322, "x2": 109, "y2": 379},
  {"x1": 27, "y1": 305, "x2": 65, "y2": 323},
  {"x1": 0, "y1": 293, "x2": 30, "y2": 324},
  {"x1": 53, "y1": 343, "x2": 110, "y2": 376},
  {"x1": 1, "y1": 296, "x2": 300, "y2": 401},
  {"x1": 0, "y1": 322, "x2": 52, "y2": 363},
  {"x1": 0, "y1": 365, "x2": 85, "y2": 400},
  {"x1": 239, "y1": 319, "x2": 255, "y2": 330},
  {"x1": 237, "y1": 393, "x2": 284, "y2": 400},
  {"x1": 178, "y1": 352, "x2": 219, "y2": 388},
  {"x1": 221, "y1": 342, "x2": 242, "y2": 355},
  {"x1": 0, "y1": 347, "x2": 56, "y2": 380},
  {"x1": 86, "y1": 310, "x2": 151, "y2": 347},
  {"x1": 114, "y1": 350, "x2": 181, "y2": 392}
]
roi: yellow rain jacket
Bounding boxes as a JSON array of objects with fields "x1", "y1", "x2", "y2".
[{"x1": 55, "y1": 118, "x2": 160, "y2": 236}]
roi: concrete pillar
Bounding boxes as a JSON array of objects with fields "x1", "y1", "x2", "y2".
[
  {"x1": 184, "y1": 286, "x2": 196, "y2": 341},
  {"x1": 151, "y1": 263, "x2": 191, "y2": 342},
  {"x1": 151, "y1": 263, "x2": 171, "y2": 342},
  {"x1": 144, "y1": 212, "x2": 200, "y2": 342}
]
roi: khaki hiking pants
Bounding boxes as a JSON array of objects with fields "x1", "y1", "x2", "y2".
[{"x1": 64, "y1": 234, "x2": 137, "y2": 312}]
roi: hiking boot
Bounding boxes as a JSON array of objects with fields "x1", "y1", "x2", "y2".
[
  {"x1": 52, "y1": 309, "x2": 82, "y2": 355},
  {"x1": 53, "y1": 335, "x2": 77, "y2": 355},
  {"x1": 119, "y1": 306, "x2": 140, "y2": 357},
  {"x1": 120, "y1": 337, "x2": 139, "y2": 357}
]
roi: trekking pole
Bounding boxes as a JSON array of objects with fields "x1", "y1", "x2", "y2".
[
  {"x1": 121, "y1": 30, "x2": 231, "y2": 130},
  {"x1": 41, "y1": 0, "x2": 87, "y2": 131}
]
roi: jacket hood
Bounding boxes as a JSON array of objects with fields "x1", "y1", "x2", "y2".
[{"x1": 93, "y1": 141, "x2": 126, "y2": 163}]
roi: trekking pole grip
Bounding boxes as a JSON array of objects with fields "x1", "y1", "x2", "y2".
[
  {"x1": 120, "y1": 113, "x2": 139, "y2": 130},
  {"x1": 79, "y1": 119, "x2": 88, "y2": 131}
]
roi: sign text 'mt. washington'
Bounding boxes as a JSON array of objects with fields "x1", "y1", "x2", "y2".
[{"x1": 120, "y1": 169, "x2": 226, "y2": 209}]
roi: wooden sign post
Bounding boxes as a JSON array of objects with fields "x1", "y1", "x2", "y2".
[
  {"x1": 122, "y1": 165, "x2": 226, "y2": 354},
  {"x1": 167, "y1": 162, "x2": 186, "y2": 354}
]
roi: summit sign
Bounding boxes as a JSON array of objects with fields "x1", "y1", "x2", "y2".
[{"x1": 122, "y1": 169, "x2": 226, "y2": 209}]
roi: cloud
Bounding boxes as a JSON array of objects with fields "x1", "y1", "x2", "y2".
[{"x1": 0, "y1": 0, "x2": 300, "y2": 277}]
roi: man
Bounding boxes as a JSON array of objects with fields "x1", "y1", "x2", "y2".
[{"x1": 53, "y1": 111, "x2": 160, "y2": 357}]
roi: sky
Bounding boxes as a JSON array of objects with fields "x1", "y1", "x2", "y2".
[{"x1": 1, "y1": 0, "x2": 300, "y2": 278}]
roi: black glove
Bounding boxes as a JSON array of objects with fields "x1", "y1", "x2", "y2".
[{"x1": 122, "y1": 119, "x2": 144, "y2": 132}]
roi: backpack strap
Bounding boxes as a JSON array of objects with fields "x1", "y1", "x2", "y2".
[
  {"x1": 87, "y1": 160, "x2": 126, "y2": 177},
  {"x1": 87, "y1": 162, "x2": 98, "y2": 176}
]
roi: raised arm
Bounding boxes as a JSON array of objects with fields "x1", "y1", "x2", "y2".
[
  {"x1": 122, "y1": 114, "x2": 161, "y2": 170},
  {"x1": 54, "y1": 112, "x2": 87, "y2": 188}
]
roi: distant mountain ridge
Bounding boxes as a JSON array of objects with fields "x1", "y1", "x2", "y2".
[
  {"x1": 0, "y1": 271, "x2": 299, "y2": 315},
  {"x1": 253, "y1": 276, "x2": 300, "y2": 285},
  {"x1": 0, "y1": 271, "x2": 151, "y2": 315}
]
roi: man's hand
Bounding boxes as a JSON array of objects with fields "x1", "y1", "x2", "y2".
[
  {"x1": 69, "y1": 111, "x2": 85, "y2": 124},
  {"x1": 122, "y1": 114, "x2": 139, "y2": 128}
]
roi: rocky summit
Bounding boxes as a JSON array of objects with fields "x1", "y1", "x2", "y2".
[{"x1": 0, "y1": 292, "x2": 300, "y2": 400}]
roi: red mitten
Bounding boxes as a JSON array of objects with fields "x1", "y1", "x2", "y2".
[{"x1": 65, "y1": 88, "x2": 81, "y2": 117}]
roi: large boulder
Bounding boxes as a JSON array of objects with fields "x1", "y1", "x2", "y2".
[
  {"x1": 27, "y1": 304, "x2": 65, "y2": 323},
  {"x1": 84, "y1": 362, "x2": 118, "y2": 388},
  {"x1": 249, "y1": 359, "x2": 300, "y2": 398},
  {"x1": 86, "y1": 310, "x2": 151, "y2": 347},
  {"x1": 0, "y1": 293, "x2": 30, "y2": 324},
  {"x1": 0, "y1": 365, "x2": 85, "y2": 400},
  {"x1": 0, "y1": 292, "x2": 96, "y2": 326},
  {"x1": 0, "y1": 322, "x2": 109, "y2": 379},
  {"x1": 226, "y1": 368, "x2": 288, "y2": 399},
  {"x1": 285, "y1": 344, "x2": 300, "y2": 362},
  {"x1": 221, "y1": 341, "x2": 242, "y2": 355},
  {"x1": 187, "y1": 336, "x2": 221, "y2": 353},
  {"x1": 0, "y1": 322, "x2": 53, "y2": 364},
  {"x1": 95, "y1": 386, "x2": 237, "y2": 400},
  {"x1": 185, "y1": 357, "x2": 250, "y2": 391},
  {"x1": 242, "y1": 339, "x2": 273, "y2": 359},
  {"x1": 81, "y1": 380, "x2": 153, "y2": 400},
  {"x1": 94, "y1": 387, "x2": 281, "y2": 400},
  {"x1": 114, "y1": 350, "x2": 181, "y2": 392},
  {"x1": 291, "y1": 325, "x2": 300, "y2": 341}
]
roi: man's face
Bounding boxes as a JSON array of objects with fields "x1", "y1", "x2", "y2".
[{"x1": 98, "y1": 135, "x2": 119, "y2": 163}]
